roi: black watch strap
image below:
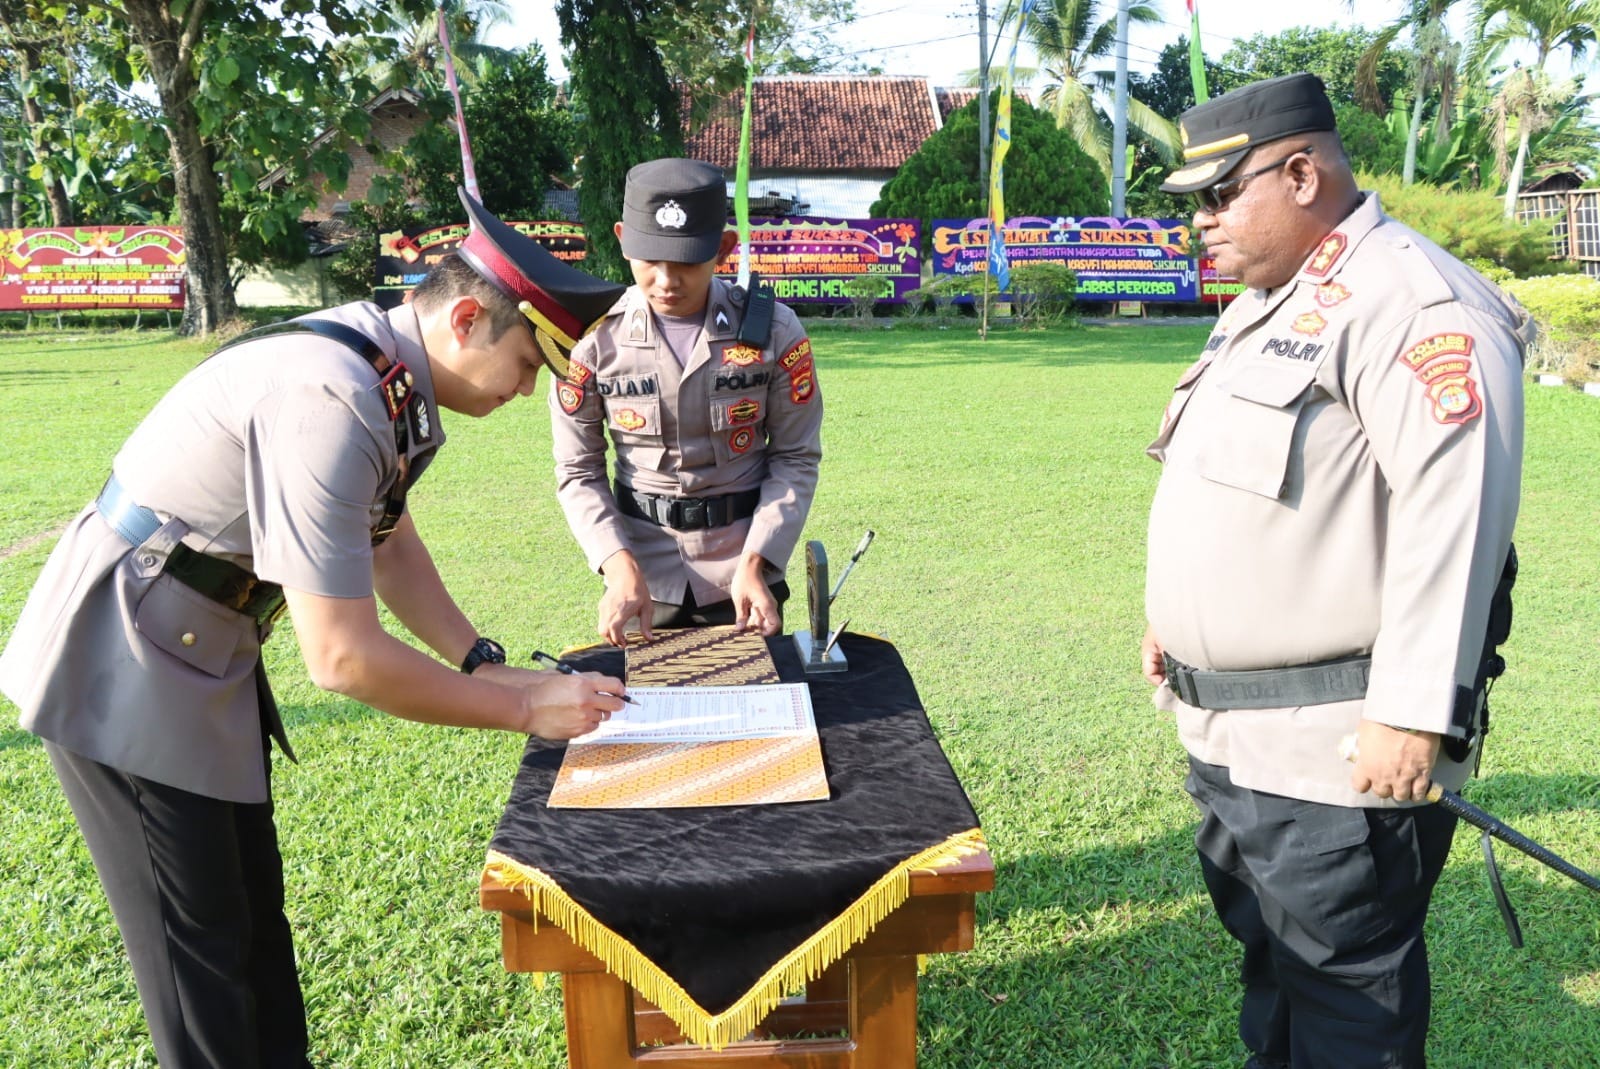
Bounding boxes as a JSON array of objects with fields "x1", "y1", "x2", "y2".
[{"x1": 460, "y1": 636, "x2": 507, "y2": 674}]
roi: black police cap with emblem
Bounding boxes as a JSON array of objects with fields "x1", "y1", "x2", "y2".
[
  {"x1": 1161, "y1": 73, "x2": 1337, "y2": 194},
  {"x1": 455, "y1": 188, "x2": 626, "y2": 378},
  {"x1": 619, "y1": 158, "x2": 730, "y2": 264}
]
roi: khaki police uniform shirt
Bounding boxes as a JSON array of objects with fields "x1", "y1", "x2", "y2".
[
  {"x1": 0, "y1": 302, "x2": 442, "y2": 802},
  {"x1": 1145, "y1": 194, "x2": 1533, "y2": 807},
  {"x1": 550, "y1": 278, "x2": 823, "y2": 605}
]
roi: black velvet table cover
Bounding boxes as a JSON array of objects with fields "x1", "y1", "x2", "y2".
[{"x1": 486, "y1": 632, "x2": 982, "y2": 1028}]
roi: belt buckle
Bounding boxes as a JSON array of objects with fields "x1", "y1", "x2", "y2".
[
  {"x1": 1162, "y1": 654, "x2": 1200, "y2": 707},
  {"x1": 677, "y1": 499, "x2": 707, "y2": 529}
]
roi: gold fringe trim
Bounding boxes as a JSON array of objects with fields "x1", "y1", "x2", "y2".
[{"x1": 485, "y1": 826, "x2": 986, "y2": 1050}]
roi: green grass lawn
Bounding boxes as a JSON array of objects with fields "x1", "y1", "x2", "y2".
[{"x1": 1, "y1": 320, "x2": 1597, "y2": 1068}]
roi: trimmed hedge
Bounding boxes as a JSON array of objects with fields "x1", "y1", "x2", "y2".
[
  {"x1": 1361, "y1": 173, "x2": 1570, "y2": 278},
  {"x1": 1503, "y1": 273, "x2": 1600, "y2": 382}
]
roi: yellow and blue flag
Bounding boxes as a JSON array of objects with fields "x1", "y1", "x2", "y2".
[{"x1": 989, "y1": 0, "x2": 1035, "y2": 293}]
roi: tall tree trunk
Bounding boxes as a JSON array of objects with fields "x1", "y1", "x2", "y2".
[
  {"x1": 0, "y1": 130, "x2": 12, "y2": 229},
  {"x1": 1402, "y1": 89, "x2": 1427, "y2": 185},
  {"x1": 1502, "y1": 124, "x2": 1530, "y2": 219},
  {"x1": 12, "y1": 36, "x2": 74, "y2": 225},
  {"x1": 9, "y1": 148, "x2": 23, "y2": 228},
  {"x1": 119, "y1": 0, "x2": 238, "y2": 336}
]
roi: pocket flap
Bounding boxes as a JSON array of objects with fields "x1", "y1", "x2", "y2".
[
  {"x1": 1226, "y1": 361, "x2": 1316, "y2": 408},
  {"x1": 135, "y1": 575, "x2": 248, "y2": 679}
]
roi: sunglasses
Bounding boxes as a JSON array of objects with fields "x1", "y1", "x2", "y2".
[{"x1": 1191, "y1": 146, "x2": 1315, "y2": 213}]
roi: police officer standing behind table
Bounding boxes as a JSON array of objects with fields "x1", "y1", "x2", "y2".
[
  {"x1": 550, "y1": 159, "x2": 823, "y2": 646},
  {"x1": 1140, "y1": 75, "x2": 1533, "y2": 1069},
  {"x1": 0, "y1": 192, "x2": 631, "y2": 1069}
]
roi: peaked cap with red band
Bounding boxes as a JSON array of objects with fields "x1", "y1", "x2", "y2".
[{"x1": 455, "y1": 188, "x2": 626, "y2": 377}]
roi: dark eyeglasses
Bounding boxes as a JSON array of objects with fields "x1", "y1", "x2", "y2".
[{"x1": 1191, "y1": 146, "x2": 1315, "y2": 213}]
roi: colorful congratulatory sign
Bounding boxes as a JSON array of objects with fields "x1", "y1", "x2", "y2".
[
  {"x1": 375, "y1": 220, "x2": 588, "y2": 309},
  {"x1": 0, "y1": 227, "x2": 186, "y2": 311},
  {"x1": 716, "y1": 217, "x2": 922, "y2": 304},
  {"x1": 1199, "y1": 255, "x2": 1245, "y2": 303},
  {"x1": 931, "y1": 217, "x2": 1220, "y2": 302}
]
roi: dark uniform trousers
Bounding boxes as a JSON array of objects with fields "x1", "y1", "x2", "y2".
[
  {"x1": 45, "y1": 665, "x2": 311, "y2": 1069},
  {"x1": 650, "y1": 580, "x2": 790, "y2": 631},
  {"x1": 1186, "y1": 757, "x2": 1457, "y2": 1069}
]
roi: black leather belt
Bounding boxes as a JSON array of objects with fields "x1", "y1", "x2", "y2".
[
  {"x1": 95, "y1": 476, "x2": 286, "y2": 626},
  {"x1": 1162, "y1": 652, "x2": 1371, "y2": 710},
  {"x1": 614, "y1": 481, "x2": 761, "y2": 531}
]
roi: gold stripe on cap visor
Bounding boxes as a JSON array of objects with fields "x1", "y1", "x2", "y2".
[
  {"x1": 1165, "y1": 157, "x2": 1227, "y2": 186},
  {"x1": 1183, "y1": 131, "x2": 1250, "y2": 161}
]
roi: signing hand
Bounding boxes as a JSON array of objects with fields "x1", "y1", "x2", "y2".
[
  {"x1": 597, "y1": 550, "x2": 652, "y2": 647},
  {"x1": 1349, "y1": 719, "x2": 1440, "y2": 802},
  {"x1": 518, "y1": 670, "x2": 626, "y2": 740}
]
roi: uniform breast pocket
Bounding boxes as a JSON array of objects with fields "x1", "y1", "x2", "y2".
[
  {"x1": 134, "y1": 573, "x2": 251, "y2": 679},
  {"x1": 1193, "y1": 363, "x2": 1315, "y2": 500}
]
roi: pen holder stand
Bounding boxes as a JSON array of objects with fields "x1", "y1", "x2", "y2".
[
  {"x1": 794, "y1": 540, "x2": 848, "y2": 674},
  {"x1": 793, "y1": 629, "x2": 847, "y2": 674}
]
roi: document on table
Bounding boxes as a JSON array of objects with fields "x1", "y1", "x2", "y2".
[{"x1": 568, "y1": 684, "x2": 816, "y2": 745}]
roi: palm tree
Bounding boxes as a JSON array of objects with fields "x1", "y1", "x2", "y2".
[
  {"x1": 370, "y1": 0, "x2": 517, "y2": 89},
  {"x1": 1472, "y1": 0, "x2": 1600, "y2": 214},
  {"x1": 1011, "y1": 0, "x2": 1179, "y2": 182},
  {"x1": 1354, "y1": 1, "x2": 1465, "y2": 185}
]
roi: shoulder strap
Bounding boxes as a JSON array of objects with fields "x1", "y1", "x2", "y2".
[{"x1": 208, "y1": 318, "x2": 414, "y2": 546}]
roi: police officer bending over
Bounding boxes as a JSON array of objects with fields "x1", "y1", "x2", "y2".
[
  {"x1": 1140, "y1": 75, "x2": 1532, "y2": 1069},
  {"x1": 0, "y1": 192, "x2": 629, "y2": 1069}
]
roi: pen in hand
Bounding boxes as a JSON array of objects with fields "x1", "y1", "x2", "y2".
[{"x1": 531, "y1": 650, "x2": 640, "y2": 705}]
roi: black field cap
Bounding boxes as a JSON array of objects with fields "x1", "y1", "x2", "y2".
[
  {"x1": 456, "y1": 188, "x2": 625, "y2": 375},
  {"x1": 1162, "y1": 73, "x2": 1337, "y2": 193},
  {"x1": 620, "y1": 158, "x2": 729, "y2": 263}
]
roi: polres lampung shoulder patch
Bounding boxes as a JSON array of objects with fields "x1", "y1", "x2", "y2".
[{"x1": 1397, "y1": 333, "x2": 1482, "y2": 426}]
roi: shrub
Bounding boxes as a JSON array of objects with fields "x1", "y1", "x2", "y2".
[
  {"x1": 1008, "y1": 263, "x2": 1080, "y2": 328},
  {"x1": 871, "y1": 94, "x2": 1106, "y2": 257},
  {"x1": 1359, "y1": 173, "x2": 1571, "y2": 278},
  {"x1": 836, "y1": 276, "x2": 895, "y2": 324},
  {"x1": 905, "y1": 265, "x2": 1080, "y2": 330},
  {"x1": 1503, "y1": 273, "x2": 1600, "y2": 382}
]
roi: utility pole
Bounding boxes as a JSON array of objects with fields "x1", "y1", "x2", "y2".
[
  {"x1": 978, "y1": 0, "x2": 990, "y2": 183},
  {"x1": 1110, "y1": 0, "x2": 1130, "y2": 215}
]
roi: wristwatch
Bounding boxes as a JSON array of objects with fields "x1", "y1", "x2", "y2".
[{"x1": 460, "y1": 636, "x2": 507, "y2": 674}]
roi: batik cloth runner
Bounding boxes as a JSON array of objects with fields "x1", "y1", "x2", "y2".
[{"x1": 484, "y1": 631, "x2": 984, "y2": 1049}]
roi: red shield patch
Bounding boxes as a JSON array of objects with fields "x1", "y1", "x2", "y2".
[
  {"x1": 729, "y1": 427, "x2": 755, "y2": 454},
  {"x1": 567, "y1": 361, "x2": 594, "y2": 386},
  {"x1": 1427, "y1": 375, "x2": 1482, "y2": 425},
  {"x1": 556, "y1": 382, "x2": 583, "y2": 414},
  {"x1": 790, "y1": 362, "x2": 815, "y2": 405}
]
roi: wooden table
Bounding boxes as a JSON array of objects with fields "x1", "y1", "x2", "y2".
[{"x1": 480, "y1": 848, "x2": 993, "y2": 1069}]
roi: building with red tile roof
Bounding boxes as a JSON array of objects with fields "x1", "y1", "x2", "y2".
[{"x1": 685, "y1": 75, "x2": 950, "y2": 217}]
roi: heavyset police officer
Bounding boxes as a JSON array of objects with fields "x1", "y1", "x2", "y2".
[
  {"x1": 0, "y1": 192, "x2": 630, "y2": 1069},
  {"x1": 1140, "y1": 74, "x2": 1532, "y2": 1068},
  {"x1": 549, "y1": 158, "x2": 824, "y2": 646}
]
